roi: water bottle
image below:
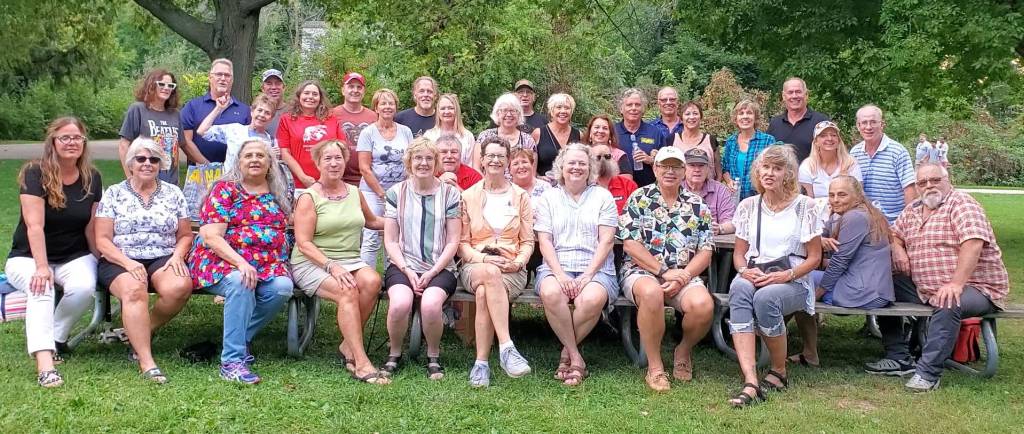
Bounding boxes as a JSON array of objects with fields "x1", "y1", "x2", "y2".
[{"x1": 632, "y1": 142, "x2": 643, "y2": 171}]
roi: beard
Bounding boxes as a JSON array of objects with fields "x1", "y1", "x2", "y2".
[
  {"x1": 922, "y1": 191, "x2": 945, "y2": 209},
  {"x1": 597, "y1": 158, "x2": 618, "y2": 179}
]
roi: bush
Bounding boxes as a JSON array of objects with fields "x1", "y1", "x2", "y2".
[{"x1": 0, "y1": 78, "x2": 134, "y2": 140}]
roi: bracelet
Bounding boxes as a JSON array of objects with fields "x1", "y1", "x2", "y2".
[
  {"x1": 787, "y1": 269, "x2": 796, "y2": 281},
  {"x1": 323, "y1": 260, "x2": 339, "y2": 273}
]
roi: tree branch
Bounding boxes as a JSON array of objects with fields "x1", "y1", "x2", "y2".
[
  {"x1": 240, "y1": 0, "x2": 278, "y2": 14},
  {"x1": 133, "y1": 0, "x2": 214, "y2": 52}
]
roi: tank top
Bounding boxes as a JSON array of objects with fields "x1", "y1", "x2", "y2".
[
  {"x1": 674, "y1": 132, "x2": 720, "y2": 180},
  {"x1": 536, "y1": 125, "x2": 581, "y2": 177},
  {"x1": 290, "y1": 185, "x2": 364, "y2": 264}
]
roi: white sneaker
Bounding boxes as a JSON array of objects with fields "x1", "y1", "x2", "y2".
[
  {"x1": 469, "y1": 363, "x2": 491, "y2": 388},
  {"x1": 499, "y1": 346, "x2": 532, "y2": 378},
  {"x1": 904, "y1": 374, "x2": 940, "y2": 392}
]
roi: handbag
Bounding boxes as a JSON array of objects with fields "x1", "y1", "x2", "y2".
[{"x1": 747, "y1": 196, "x2": 793, "y2": 273}]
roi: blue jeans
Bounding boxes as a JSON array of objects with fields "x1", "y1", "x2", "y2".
[
  {"x1": 728, "y1": 277, "x2": 808, "y2": 337},
  {"x1": 204, "y1": 271, "x2": 293, "y2": 363}
]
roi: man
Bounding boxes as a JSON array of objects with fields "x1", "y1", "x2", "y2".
[
  {"x1": 331, "y1": 71, "x2": 377, "y2": 186},
  {"x1": 488, "y1": 79, "x2": 549, "y2": 133},
  {"x1": 914, "y1": 133, "x2": 938, "y2": 165},
  {"x1": 614, "y1": 88, "x2": 667, "y2": 187},
  {"x1": 437, "y1": 133, "x2": 482, "y2": 190},
  {"x1": 866, "y1": 163, "x2": 1009, "y2": 392},
  {"x1": 394, "y1": 76, "x2": 437, "y2": 137},
  {"x1": 259, "y1": 69, "x2": 287, "y2": 136},
  {"x1": 650, "y1": 86, "x2": 683, "y2": 139},
  {"x1": 767, "y1": 77, "x2": 830, "y2": 162},
  {"x1": 593, "y1": 143, "x2": 637, "y2": 214},
  {"x1": 617, "y1": 146, "x2": 715, "y2": 392},
  {"x1": 681, "y1": 149, "x2": 735, "y2": 235},
  {"x1": 849, "y1": 104, "x2": 916, "y2": 223},
  {"x1": 180, "y1": 58, "x2": 251, "y2": 164}
]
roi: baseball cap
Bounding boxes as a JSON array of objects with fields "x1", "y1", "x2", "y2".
[
  {"x1": 813, "y1": 120, "x2": 840, "y2": 140},
  {"x1": 683, "y1": 148, "x2": 710, "y2": 165},
  {"x1": 343, "y1": 72, "x2": 366, "y2": 86},
  {"x1": 514, "y1": 79, "x2": 534, "y2": 91},
  {"x1": 654, "y1": 146, "x2": 686, "y2": 165},
  {"x1": 261, "y1": 69, "x2": 283, "y2": 82}
]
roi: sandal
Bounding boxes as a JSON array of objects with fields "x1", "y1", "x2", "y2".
[
  {"x1": 553, "y1": 355, "x2": 571, "y2": 381},
  {"x1": 563, "y1": 365, "x2": 589, "y2": 387},
  {"x1": 37, "y1": 370, "x2": 64, "y2": 388},
  {"x1": 426, "y1": 356, "x2": 445, "y2": 380},
  {"x1": 729, "y1": 383, "x2": 765, "y2": 408},
  {"x1": 380, "y1": 354, "x2": 403, "y2": 376},
  {"x1": 787, "y1": 354, "x2": 819, "y2": 368},
  {"x1": 335, "y1": 348, "x2": 355, "y2": 373},
  {"x1": 759, "y1": 369, "x2": 789, "y2": 392},
  {"x1": 141, "y1": 367, "x2": 169, "y2": 384},
  {"x1": 644, "y1": 370, "x2": 671, "y2": 392},
  {"x1": 351, "y1": 369, "x2": 391, "y2": 385}
]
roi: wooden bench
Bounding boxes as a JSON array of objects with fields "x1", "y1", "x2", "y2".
[{"x1": 709, "y1": 292, "x2": 1024, "y2": 378}]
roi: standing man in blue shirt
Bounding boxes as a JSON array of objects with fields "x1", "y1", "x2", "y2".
[
  {"x1": 767, "y1": 77, "x2": 829, "y2": 163},
  {"x1": 650, "y1": 86, "x2": 683, "y2": 140},
  {"x1": 614, "y1": 88, "x2": 666, "y2": 187},
  {"x1": 849, "y1": 104, "x2": 917, "y2": 223},
  {"x1": 180, "y1": 58, "x2": 252, "y2": 164}
]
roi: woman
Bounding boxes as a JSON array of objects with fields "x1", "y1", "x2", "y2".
[
  {"x1": 531, "y1": 93, "x2": 581, "y2": 179},
  {"x1": 424, "y1": 93, "x2": 475, "y2": 165},
  {"x1": 460, "y1": 136, "x2": 535, "y2": 387},
  {"x1": 510, "y1": 149, "x2": 550, "y2": 201},
  {"x1": 381, "y1": 138, "x2": 462, "y2": 380},
  {"x1": 798, "y1": 121, "x2": 862, "y2": 198},
  {"x1": 278, "y1": 80, "x2": 341, "y2": 188},
  {"x1": 472, "y1": 93, "x2": 537, "y2": 171},
  {"x1": 197, "y1": 94, "x2": 293, "y2": 191},
  {"x1": 582, "y1": 114, "x2": 632, "y2": 180},
  {"x1": 95, "y1": 138, "x2": 193, "y2": 383},
  {"x1": 6, "y1": 117, "x2": 102, "y2": 387},
  {"x1": 591, "y1": 143, "x2": 637, "y2": 215},
  {"x1": 672, "y1": 101, "x2": 721, "y2": 181},
  {"x1": 189, "y1": 138, "x2": 293, "y2": 385},
  {"x1": 357, "y1": 89, "x2": 415, "y2": 267},
  {"x1": 535, "y1": 144, "x2": 618, "y2": 386},
  {"x1": 789, "y1": 176, "x2": 895, "y2": 367},
  {"x1": 118, "y1": 68, "x2": 183, "y2": 184},
  {"x1": 291, "y1": 140, "x2": 390, "y2": 384},
  {"x1": 726, "y1": 145, "x2": 822, "y2": 407},
  {"x1": 722, "y1": 99, "x2": 776, "y2": 200}
]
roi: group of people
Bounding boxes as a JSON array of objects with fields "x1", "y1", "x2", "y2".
[
  {"x1": 6, "y1": 61, "x2": 1009, "y2": 410},
  {"x1": 915, "y1": 133, "x2": 951, "y2": 167}
]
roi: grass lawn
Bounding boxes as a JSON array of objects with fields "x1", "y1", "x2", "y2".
[{"x1": 0, "y1": 160, "x2": 1022, "y2": 433}]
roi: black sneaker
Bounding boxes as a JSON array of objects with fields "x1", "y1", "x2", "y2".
[{"x1": 864, "y1": 358, "x2": 915, "y2": 376}]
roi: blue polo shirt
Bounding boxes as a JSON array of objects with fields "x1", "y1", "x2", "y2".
[
  {"x1": 614, "y1": 121, "x2": 666, "y2": 187},
  {"x1": 649, "y1": 116, "x2": 683, "y2": 140},
  {"x1": 850, "y1": 134, "x2": 916, "y2": 223},
  {"x1": 180, "y1": 92, "x2": 251, "y2": 163}
]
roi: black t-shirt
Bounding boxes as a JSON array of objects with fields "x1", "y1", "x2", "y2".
[
  {"x1": 535, "y1": 125, "x2": 581, "y2": 177},
  {"x1": 394, "y1": 108, "x2": 436, "y2": 138},
  {"x1": 9, "y1": 164, "x2": 103, "y2": 263}
]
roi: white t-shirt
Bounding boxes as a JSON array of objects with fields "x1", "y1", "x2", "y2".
[
  {"x1": 482, "y1": 190, "x2": 515, "y2": 234},
  {"x1": 798, "y1": 160, "x2": 863, "y2": 198},
  {"x1": 356, "y1": 123, "x2": 414, "y2": 191}
]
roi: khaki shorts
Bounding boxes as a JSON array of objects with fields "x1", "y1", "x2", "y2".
[
  {"x1": 291, "y1": 258, "x2": 371, "y2": 297},
  {"x1": 459, "y1": 262, "x2": 527, "y2": 300},
  {"x1": 621, "y1": 272, "x2": 706, "y2": 311}
]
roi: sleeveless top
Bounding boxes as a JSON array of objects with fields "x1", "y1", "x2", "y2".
[
  {"x1": 290, "y1": 185, "x2": 364, "y2": 264},
  {"x1": 674, "y1": 132, "x2": 720, "y2": 180},
  {"x1": 535, "y1": 125, "x2": 581, "y2": 177}
]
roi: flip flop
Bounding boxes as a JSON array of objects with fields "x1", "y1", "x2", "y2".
[
  {"x1": 351, "y1": 369, "x2": 391, "y2": 385},
  {"x1": 787, "y1": 354, "x2": 820, "y2": 368},
  {"x1": 141, "y1": 367, "x2": 169, "y2": 384}
]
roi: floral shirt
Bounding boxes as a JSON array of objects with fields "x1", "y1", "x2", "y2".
[
  {"x1": 617, "y1": 184, "x2": 714, "y2": 279},
  {"x1": 188, "y1": 181, "x2": 290, "y2": 288},
  {"x1": 96, "y1": 180, "x2": 188, "y2": 260}
]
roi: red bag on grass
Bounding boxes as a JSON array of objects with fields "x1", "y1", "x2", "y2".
[{"x1": 952, "y1": 318, "x2": 982, "y2": 363}]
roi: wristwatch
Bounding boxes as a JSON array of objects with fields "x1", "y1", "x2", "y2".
[
  {"x1": 656, "y1": 264, "x2": 669, "y2": 278},
  {"x1": 737, "y1": 267, "x2": 749, "y2": 274}
]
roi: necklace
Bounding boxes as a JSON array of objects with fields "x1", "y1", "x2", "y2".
[
  {"x1": 319, "y1": 182, "x2": 350, "y2": 201},
  {"x1": 127, "y1": 179, "x2": 161, "y2": 210},
  {"x1": 763, "y1": 194, "x2": 792, "y2": 212}
]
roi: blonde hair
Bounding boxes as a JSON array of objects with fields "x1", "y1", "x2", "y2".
[
  {"x1": 731, "y1": 99, "x2": 761, "y2": 125},
  {"x1": 431, "y1": 93, "x2": 468, "y2": 136},
  {"x1": 552, "y1": 143, "x2": 598, "y2": 186},
  {"x1": 546, "y1": 93, "x2": 576, "y2": 115},
  {"x1": 19, "y1": 117, "x2": 98, "y2": 209},
  {"x1": 830, "y1": 175, "x2": 890, "y2": 246},
  {"x1": 751, "y1": 144, "x2": 799, "y2": 197},
  {"x1": 372, "y1": 88, "x2": 399, "y2": 112},
  {"x1": 402, "y1": 137, "x2": 441, "y2": 175},
  {"x1": 806, "y1": 127, "x2": 857, "y2": 176},
  {"x1": 311, "y1": 139, "x2": 349, "y2": 164}
]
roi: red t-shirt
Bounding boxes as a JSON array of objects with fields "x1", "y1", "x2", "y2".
[
  {"x1": 455, "y1": 164, "x2": 483, "y2": 190},
  {"x1": 276, "y1": 114, "x2": 343, "y2": 187},
  {"x1": 331, "y1": 105, "x2": 378, "y2": 186},
  {"x1": 607, "y1": 175, "x2": 638, "y2": 214}
]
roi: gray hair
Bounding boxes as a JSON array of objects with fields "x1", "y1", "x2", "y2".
[
  {"x1": 210, "y1": 58, "x2": 233, "y2": 71},
  {"x1": 856, "y1": 104, "x2": 884, "y2": 121},
  {"x1": 435, "y1": 133, "x2": 463, "y2": 155},
  {"x1": 489, "y1": 93, "x2": 525, "y2": 126},
  {"x1": 916, "y1": 162, "x2": 949, "y2": 177},
  {"x1": 618, "y1": 88, "x2": 647, "y2": 111},
  {"x1": 218, "y1": 138, "x2": 292, "y2": 214},
  {"x1": 552, "y1": 143, "x2": 599, "y2": 186},
  {"x1": 125, "y1": 137, "x2": 170, "y2": 172}
]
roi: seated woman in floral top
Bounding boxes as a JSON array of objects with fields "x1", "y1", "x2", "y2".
[{"x1": 189, "y1": 138, "x2": 293, "y2": 385}]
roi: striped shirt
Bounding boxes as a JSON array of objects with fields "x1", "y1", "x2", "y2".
[
  {"x1": 384, "y1": 181, "x2": 462, "y2": 273},
  {"x1": 722, "y1": 130, "x2": 776, "y2": 200},
  {"x1": 534, "y1": 185, "x2": 618, "y2": 274},
  {"x1": 850, "y1": 135, "x2": 916, "y2": 223}
]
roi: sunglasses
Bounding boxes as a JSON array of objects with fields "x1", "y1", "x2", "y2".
[
  {"x1": 156, "y1": 81, "x2": 177, "y2": 90},
  {"x1": 595, "y1": 154, "x2": 613, "y2": 160},
  {"x1": 134, "y1": 156, "x2": 162, "y2": 164},
  {"x1": 915, "y1": 176, "x2": 945, "y2": 188}
]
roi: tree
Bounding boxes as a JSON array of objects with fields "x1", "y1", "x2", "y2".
[{"x1": 132, "y1": 0, "x2": 278, "y2": 102}]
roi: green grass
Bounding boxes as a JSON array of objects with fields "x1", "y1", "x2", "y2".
[{"x1": 0, "y1": 161, "x2": 1022, "y2": 432}]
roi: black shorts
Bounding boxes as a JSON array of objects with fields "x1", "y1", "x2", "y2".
[
  {"x1": 383, "y1": 264, "x2": 458, "y2": 296},
  {"x1": 97, "y1": 255, "x2": 172, "y2": 291}
]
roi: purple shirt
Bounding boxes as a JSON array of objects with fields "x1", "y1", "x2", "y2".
[
  {"x1": 180, "y1": 92, "x2": 251, "y2": 163},
  {"x1": 687, "y1": 178, "x2": 736, "y2": 225}
]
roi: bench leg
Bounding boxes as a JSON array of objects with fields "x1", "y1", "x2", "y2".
[
  {"x1": 943, "y1": 318, "x2": 999, "y2": 379},
  {"x1": 297, "y1": 296, "x2": 320, "y2": 356},
  {"x1": 408, "y1": 299, "x2": 423, "y2": 361},
  {"x1": 67, "y1": 291, "x2": 108, "y2": 349},
  {"x1": 286, "y1": 297, "x2": 300, "y2": 358},
  {"x1": 618, "y1": 306, "x2": 647, "y2": 368}
]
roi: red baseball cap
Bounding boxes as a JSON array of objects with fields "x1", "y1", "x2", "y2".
[{"x1": 343, "y1": 72, "x2": 366, "y2": 86}]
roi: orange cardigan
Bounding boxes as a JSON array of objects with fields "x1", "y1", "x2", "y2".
[{"x1": 458, "y1": 182, "x2": 535, "y2": 265}]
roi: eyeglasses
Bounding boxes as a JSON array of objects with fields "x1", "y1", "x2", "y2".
[
  {"x1": 915, "y1": 176, "x2": 946, "y2": 188},
  {"x1": 483, "y1": 153, "x2": 508, "y2": 161},
  {"x1": 656, "y1": 164, "x2": 684, "y2": 171},
  {"x1": 211, "y1": 72, "x2": 232, "y2": 79},
  {"x1": 56, "y1": 135, "x2": 86, "y2": 145},
  {"x1": 156, "y1": 81, "x2": 177, "y2": 90},
  {"x1": 658, "y1": 98, "x2": 678, "y2": 103},
  {"x1": 857, "y1": 120, "x2": 881, "y2": 127},
  {"x1": 134, "y1": 156, "x2": 161, "y2": 164},
  {"x1": 595, "y1": 154, "x2": 613, "y2": 160}
]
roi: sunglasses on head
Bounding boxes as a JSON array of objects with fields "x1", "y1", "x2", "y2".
[
  {"x1": 134, "y1": 156, "x2": 161, "y2": 164},
  {"x1": 595, "y1": 154, "x2": 613, "y2": 160},
  {"x1": 156, "y1": 81, "x2": 177, "y2": 90}
]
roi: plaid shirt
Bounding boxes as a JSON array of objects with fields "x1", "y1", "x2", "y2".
[
  {"x1": 722, "y1": 130, "x2": 777, "y2": 200},
  {"x1": 893, "y1": 190, "x2": 1009, "y2": 308}
]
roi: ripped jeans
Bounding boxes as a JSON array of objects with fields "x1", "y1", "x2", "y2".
[{"x1": 728, "y1": 277, "x2": 808, "y2": 337}]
